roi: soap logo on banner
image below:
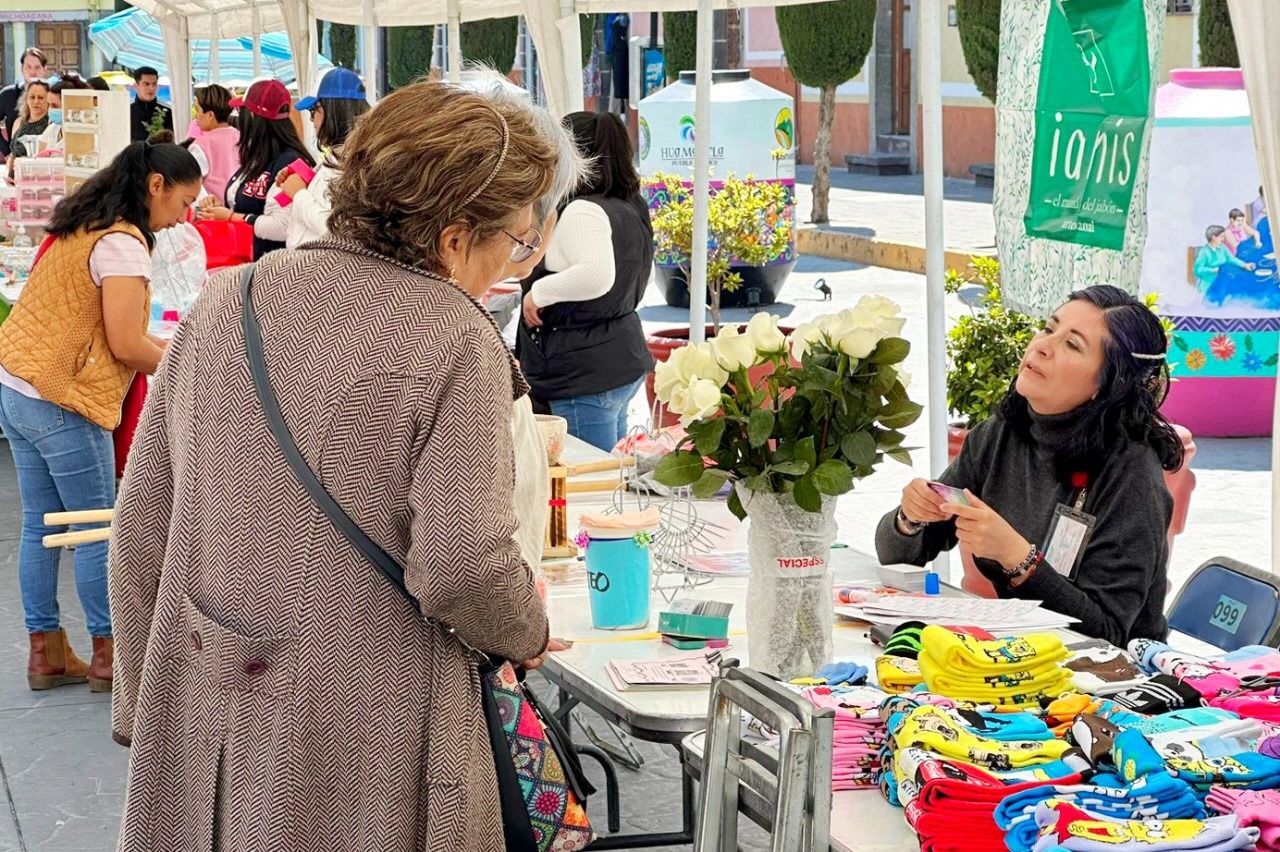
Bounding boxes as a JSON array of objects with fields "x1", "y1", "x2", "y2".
[
  {"x1": 1023, "y1": 0, "x2": 1152, "y2": 251},
  {"x1": 679, "y1": 115, "x2": 696, "y2": 143}
]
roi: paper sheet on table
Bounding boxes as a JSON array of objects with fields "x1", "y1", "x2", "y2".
[{"x1": 835, "y1": 595, "x2": 1077, "y2": 633}]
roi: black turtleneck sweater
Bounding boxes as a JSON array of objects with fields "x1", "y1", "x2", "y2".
[{"x1": 875, "y1": 409, "x2": 1173, "y2": 646}]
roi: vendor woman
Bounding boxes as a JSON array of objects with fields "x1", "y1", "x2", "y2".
[{"x1": 876, "y1": 285, "x2": 1183, "y2": 646}]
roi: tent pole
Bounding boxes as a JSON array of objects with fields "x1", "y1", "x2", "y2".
[
  {"x1": 362, "y1": 0, "x2": 378, "y2": 102},
  {"x1": 209, "y1": 12, "x2": 221, "y2": 84},
  {"x1": 919, "y1": 0, "x2": 949, "y2": 576},
  {"x1": 688, "y1": 0, "x2": 713, "y2": 344},
  {"x1": 447, "y1": 0, "x2": 462, "y2": 83},
  {"x1": 252, "y1": 7, "x2": 262, "y2": 77}
]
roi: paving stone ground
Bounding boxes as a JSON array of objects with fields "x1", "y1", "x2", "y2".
[{"x1": 0, "y1": 174, "x2": 1269, "y2": 851}]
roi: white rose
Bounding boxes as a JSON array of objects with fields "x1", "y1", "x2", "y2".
[
  {"x1": 684, "y1": 342, "x2": 730, "y2": 385},
  {"x1": 679, "y1": 378, "x2": 723, "y2": 426},
  {"x1": 836, "y1": 325, "x2": 881, "y2": 359},
  {"x1": 654, "y1": 347, "x2": 694, "y2": 402},
  {"x1": 712, "y1": 325, "x2": 758, "y2": 372},
  {"x1": 745, "y1": 312, "x2": 787, "y2": 353},
  {"x1": 789, "y1": 321, "x2": 821, "y2": 360},
  {"x1": 876, "y1": 315, "x2": 907, "y2": 338},
  {"x1": 857, "y1": 295, "x2": 902, "y2": 318}
]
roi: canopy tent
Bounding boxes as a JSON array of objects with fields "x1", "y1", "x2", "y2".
[
  {"x1": 89, "y1": 7, "x2": 331, "y2": 87},
  {"x1": 1227, "y1": 0, "x2": 1280, "y2": 574}
]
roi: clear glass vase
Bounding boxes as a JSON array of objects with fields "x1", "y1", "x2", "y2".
[{"x1": 738, "y1": 484, "x2": 837, "y2": 680}]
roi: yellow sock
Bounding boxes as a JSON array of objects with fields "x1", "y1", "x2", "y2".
[{"x1": 894, "y1": 705, "x2": 1070, "y2": 769}]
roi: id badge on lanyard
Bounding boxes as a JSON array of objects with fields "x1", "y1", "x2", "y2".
[{"x1": 1043, "y1": 481, "x2": 1096, "y2": 580}]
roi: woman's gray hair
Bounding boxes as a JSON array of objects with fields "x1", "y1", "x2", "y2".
[{"x1": 458, "y1": 67, "x2": 590, "y2": 226}]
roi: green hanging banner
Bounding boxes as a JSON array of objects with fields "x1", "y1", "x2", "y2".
[{"x1": 1023, "y1": 0, "x2": 1153, "y2": 251}]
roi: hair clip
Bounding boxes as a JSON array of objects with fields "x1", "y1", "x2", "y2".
[{"x1": 1131, "y1": 352, "x2": 1166, "y2": 361}]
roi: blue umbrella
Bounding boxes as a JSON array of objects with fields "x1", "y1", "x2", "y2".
[{"x1": 89, "y1": 7, "x2": 332, "y2": 86}]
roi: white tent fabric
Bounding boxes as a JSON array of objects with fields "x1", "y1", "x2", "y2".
[
  {"x1": 127, "y1": 0, "x2": 287, "y2": 38},
  {"x1": 158, "y1": 16, "x2": 193, "y2": 142},
  {"x1": 1227, "y1": 0, "x2": 1280, "y2": 573}
]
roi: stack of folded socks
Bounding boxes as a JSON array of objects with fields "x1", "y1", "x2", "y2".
[
  {"x1": 877, "y1": 621, "x2": 927, "y2": 694},
  {"x1": 996, "y1": 772, "x2": 1205, "y2": 852},
  {"x1": 918, "y1": 626, "x2": 1071, "y2": 708},
  {"x1": 1208, "y1": 787, "x2": 1280, "y2": 851},
  {"x1": 797, "y1": 684, "x2": 887, "y2": 790},
  {"x1": 1066, "y1": 640, "x2": 1147, "y2": 697},
  {"x1": 1031, "y1": 799, "x2": 1259, "y2": 851},
  {"x1": 887, "y1": 702, "x2": 1070, "y2": 773},
  {"x1": 892, "y1": 747, "x2": 1085, "y2": 852}
]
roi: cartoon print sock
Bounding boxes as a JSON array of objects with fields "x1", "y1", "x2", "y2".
[
  {"x1": 1132, "y1": 708, "x2": 1240, "y2": 737},
  {"x1": 1206, "y1": 787, "x2": 1280, "y2": 850},
  {"x1": 1112, "y1": 729, "x2": 1167, "y2": 782},
  {"x1": 885, "y1": 621, "x2": 927, "y2": 659},
  {"x1": 1032, "y1": 800, "x2": 1258, "y2": 852},
  {"x1": 921, "y1": 626, "x2": 1068, "y2": 673},
  {"x1": 876, "y1": 654, "x2": 924, "y2": 694},
  {"x1": 1069, "y1": 714, "x2": 1126, "y2": 768},
  {"x1": 894, "y1": 704, "x2": 1070, "y2": 771}
]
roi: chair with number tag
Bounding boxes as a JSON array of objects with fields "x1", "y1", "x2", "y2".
[{"x1": 1167, "y1": 557, "x2": 1280, "y2": 652}]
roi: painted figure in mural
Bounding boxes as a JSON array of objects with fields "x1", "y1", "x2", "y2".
[
  {"x1": 1225, "y1": 208, "x2": 1263, "y2": 256},
  {"x1": 1195, "y1": 225, "x2": 1254, "y2": 294}
]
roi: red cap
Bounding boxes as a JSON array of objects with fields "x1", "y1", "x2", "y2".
[{"x1": 230, "y1": 79, "x2": 292, "y2": 120}]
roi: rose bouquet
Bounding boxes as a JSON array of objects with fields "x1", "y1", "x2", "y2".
[{"x1": 651, "y1": 298, "x2": 921, "y2": 678}]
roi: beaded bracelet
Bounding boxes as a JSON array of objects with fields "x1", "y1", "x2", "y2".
[
  {"x1": 895, "y1": 507, "x2": 926, "y2": 536},
  {"x1": 1004, "y1": 544, "x2": 1042, "y2": 579}
]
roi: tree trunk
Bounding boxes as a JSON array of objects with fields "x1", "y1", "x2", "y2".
[
  {"x1": 724, "y1": 10, "x2": 743, "y2": 69},
  {"x1": 810, "y1": 83, "x2": 836, "y2": 224}
]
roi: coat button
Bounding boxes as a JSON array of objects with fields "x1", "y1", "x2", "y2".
[
  {"x1": 190, "y1": 630, "x2": 202, "y2": 651},
  {"x1": 243, "y1": 659, "x2": 267, "y2": 675}
]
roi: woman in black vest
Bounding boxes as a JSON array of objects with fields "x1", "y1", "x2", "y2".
[{"x1": 518, "y1": 111, "x2": 654, "y2": 451}]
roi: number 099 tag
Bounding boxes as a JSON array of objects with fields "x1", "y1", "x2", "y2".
[{"x1": 1210, "y1": 594, "x2": 1247, "y2": 636}]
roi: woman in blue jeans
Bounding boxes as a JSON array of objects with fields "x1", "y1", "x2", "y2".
[
  {"x1": 516, "y1": 112, "x2": 655, "y2": 451},
  {"x1": 0, "y1": 141, "x2": 201, "y2": 690}
]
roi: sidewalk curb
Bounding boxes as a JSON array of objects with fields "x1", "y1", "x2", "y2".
[{"x1": 797, "y1": 226, "x2": 996, "y2": 275}]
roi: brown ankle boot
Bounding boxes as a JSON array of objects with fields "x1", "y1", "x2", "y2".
[
  {"x1": 88, "y1": 636, "x2": 113, "y2": 693},
  {"x1": 61, "y1": 630, "x2": 90, "y2": 680},
  {"x1": 28, "y1": 629, "x2": 89, "y2": 690}
]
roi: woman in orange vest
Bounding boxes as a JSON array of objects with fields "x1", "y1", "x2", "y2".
[{"x1": 0, "y1": 140, "x2": 201, "y2": 691}]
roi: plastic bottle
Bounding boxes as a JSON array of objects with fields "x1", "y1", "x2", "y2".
[{"x1": 12, "y1": 224, "x2": 31, "y2": 248}]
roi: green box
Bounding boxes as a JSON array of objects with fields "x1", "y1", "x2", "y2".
[{"x1": 658, "y1": 610, "x2": 729, "y2": 641}]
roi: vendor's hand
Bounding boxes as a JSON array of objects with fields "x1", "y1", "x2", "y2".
[
  {"x1": 899, "y1": 478, "x2": 950, "y2": 525},
  {"x1": 197, "y1": 195, "x2": 218, "y2": 209},
  {"x1": 520, "y1": 641, "x2": 551, "y2": 671},
  {"x1": 547, "y1": 637, "x2": 574, "y2": 653},
  {"x1": 945, "y1": 490, "x2": 1032, "y2": 570},
  {"x1": 522, "y1": 292, "x2": 543, "y2": 328},
  {"x1": 279, "y1": 172, "x2": 307, "y2": 199}
]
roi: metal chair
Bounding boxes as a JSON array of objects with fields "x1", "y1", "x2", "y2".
[
  {"x1": 1167, "y1": 557, "x2": 1280, "y2": 651},
  {"x1": 686, "y1": 661, "x2": 835, "y2": 852}
]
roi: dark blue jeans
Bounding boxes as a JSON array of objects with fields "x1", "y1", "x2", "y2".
[
  {"x1": 549, "y1": 376, "x2": 646, "y2": 452},
  {"x1": 0, "y1": 386, "x2": 115, "y2": 636}
]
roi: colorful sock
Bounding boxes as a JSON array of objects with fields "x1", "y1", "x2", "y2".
[
  {"x1": 894, "y1": 705, "x2": 1069, "y2": 771},
  {"x1": 885, "y1": 621, "x2": 927, "y2": 659},
  {"x1": 1069, "y1": 714, "x2": 1126, "y2": 768},
  {"x1": 877, "y1": 654, "x2": 924, "y2": 694},
  {"x1": 1033, "y1": 800, "x2": 1259, "y2": 852},
  {"x1": 1112, "y1": 729, "x2": 1167, "y2": 782},
  {"x1": 1132, "y1": 708, "x2": 1240, "y2": 737},
  {"x1": 1110, "y1": 675, "x2": 1205, "y2": 714}
]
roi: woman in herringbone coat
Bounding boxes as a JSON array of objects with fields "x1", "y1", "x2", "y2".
[{"x1": 109, "y1": 80, "x2": 571, "y2": 851}]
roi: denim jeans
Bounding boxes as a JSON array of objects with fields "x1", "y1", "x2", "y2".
[
  {"x1": 549, "y1": 376, "x2": 647, "y2": 452},
  {"x1": 0, "y1": 386, "x2": 115, "y2": 636}
]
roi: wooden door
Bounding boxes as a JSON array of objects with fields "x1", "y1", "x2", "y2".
[
  {"x1": 35, "y1": 24, "x2": 82, "y2": 75},
  {"x1": 891, "y1": 0, "x2": 912, "y2": 136}
]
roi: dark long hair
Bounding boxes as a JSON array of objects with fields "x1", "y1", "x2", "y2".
[
  {"x1": 999, "y1": 284, "x2": 1184, "y2": 482},
  {"x1": 47, "y1": 141, "x2": 201, "y2": 250},
  {"x1": 235, "y1": 109, "x2": 313, "y2": 185},
  {"x1": 565, "y1": 111, "x2": 640, "y2": 200},
  {"x1": 315, "y1": 96, "x2": 370, "y2": 150}
]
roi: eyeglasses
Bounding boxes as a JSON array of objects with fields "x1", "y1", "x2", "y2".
[{"x1": 504, "y1": 228, "x2": 543, "y2": 263}]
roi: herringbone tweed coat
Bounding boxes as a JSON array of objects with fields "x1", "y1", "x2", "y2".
[{"x1": 108, "y1": 240, "x2": 550, "y2": 852}]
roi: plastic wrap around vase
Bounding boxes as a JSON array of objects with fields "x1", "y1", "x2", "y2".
[
  {"x1": 638, "y1": 69, "x2": 798, "y2": 309},
  {"x1": 1141, "y1": 68, "x2": 1279, "y2": 437}
]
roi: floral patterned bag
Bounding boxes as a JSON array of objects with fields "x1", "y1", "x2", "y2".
[{"x1": 241, "y1": 264, "x2": 594, "y2": 851}]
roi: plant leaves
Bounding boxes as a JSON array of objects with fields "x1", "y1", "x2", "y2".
[
  {"x1": 747, "y1": 408, "x2": 775, "y2": 448},
  {"x1": 841, "y1": 431, "x2": 877, "y2": 467},
  {"x1": 793, "y1": 475, "x2": 822, "y2": 512},
  {"x1": 727, "y1": 484, "x2": 747, "y2": 521},
  {"x1": 878, "y1": 399, "x2": 924, "y2": 429},
  {"x1": 794, "y1": 436, "x2": 817, "y2": 469},
  {"x1": 1172, "y1": 335, "x2": 1189, "y2": 352},
  {"x1": 692, "y1": 470, "x2": 727, "y2": 499},
  {"x1": 886, "y1": 447, "x2": 913, "y2": 466},
  {"x1": 811, "y1": 459, "x2": 854, "y2": 495},
  {"x1": 876, "y1": 429, "x2": 907, "y2": 449},
  {"x1": 654, "y1": 450, "x2": 705, "y2": 487},
  {"x1": 1267, "y1": 354, "x2": 1279, "y2": 367},
  {"x1": 687, "y1": 417, "x2": 727, "y2": 456},
  {"x1": 1247, "y1": 334, "x2": 1255, "y2": 352},
  {"x1": 771, "y1": 460, "x2": 811, "y2": 476},
  {"x1": 869, "y1": 337, "x2": 910, "y2": 364}
]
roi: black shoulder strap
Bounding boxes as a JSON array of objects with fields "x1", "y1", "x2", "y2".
[{"x1": 239, "y1": 263, "x2": 420, "y2": 614}]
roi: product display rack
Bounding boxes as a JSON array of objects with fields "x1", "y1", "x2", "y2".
[{"x1": 60, "y1": 89, "x2": 129, "y2": 195}]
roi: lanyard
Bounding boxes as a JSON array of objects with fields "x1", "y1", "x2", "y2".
[{"x1": 1071, "y1": 472, "x2": 1089, "y2": 512}]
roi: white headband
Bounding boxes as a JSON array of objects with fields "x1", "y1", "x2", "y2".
[{"x1": 1132, "y1": 352, "x2": 1166, "y2": 361}]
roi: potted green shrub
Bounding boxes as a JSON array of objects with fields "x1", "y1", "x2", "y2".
[{"x1": 944, "y1": 256, "x2": 1038, "y2": 458}]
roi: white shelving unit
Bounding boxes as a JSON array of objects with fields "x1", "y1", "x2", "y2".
[{"x1": 60, "y1": 89, "x2": 129, "y2": 197}]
